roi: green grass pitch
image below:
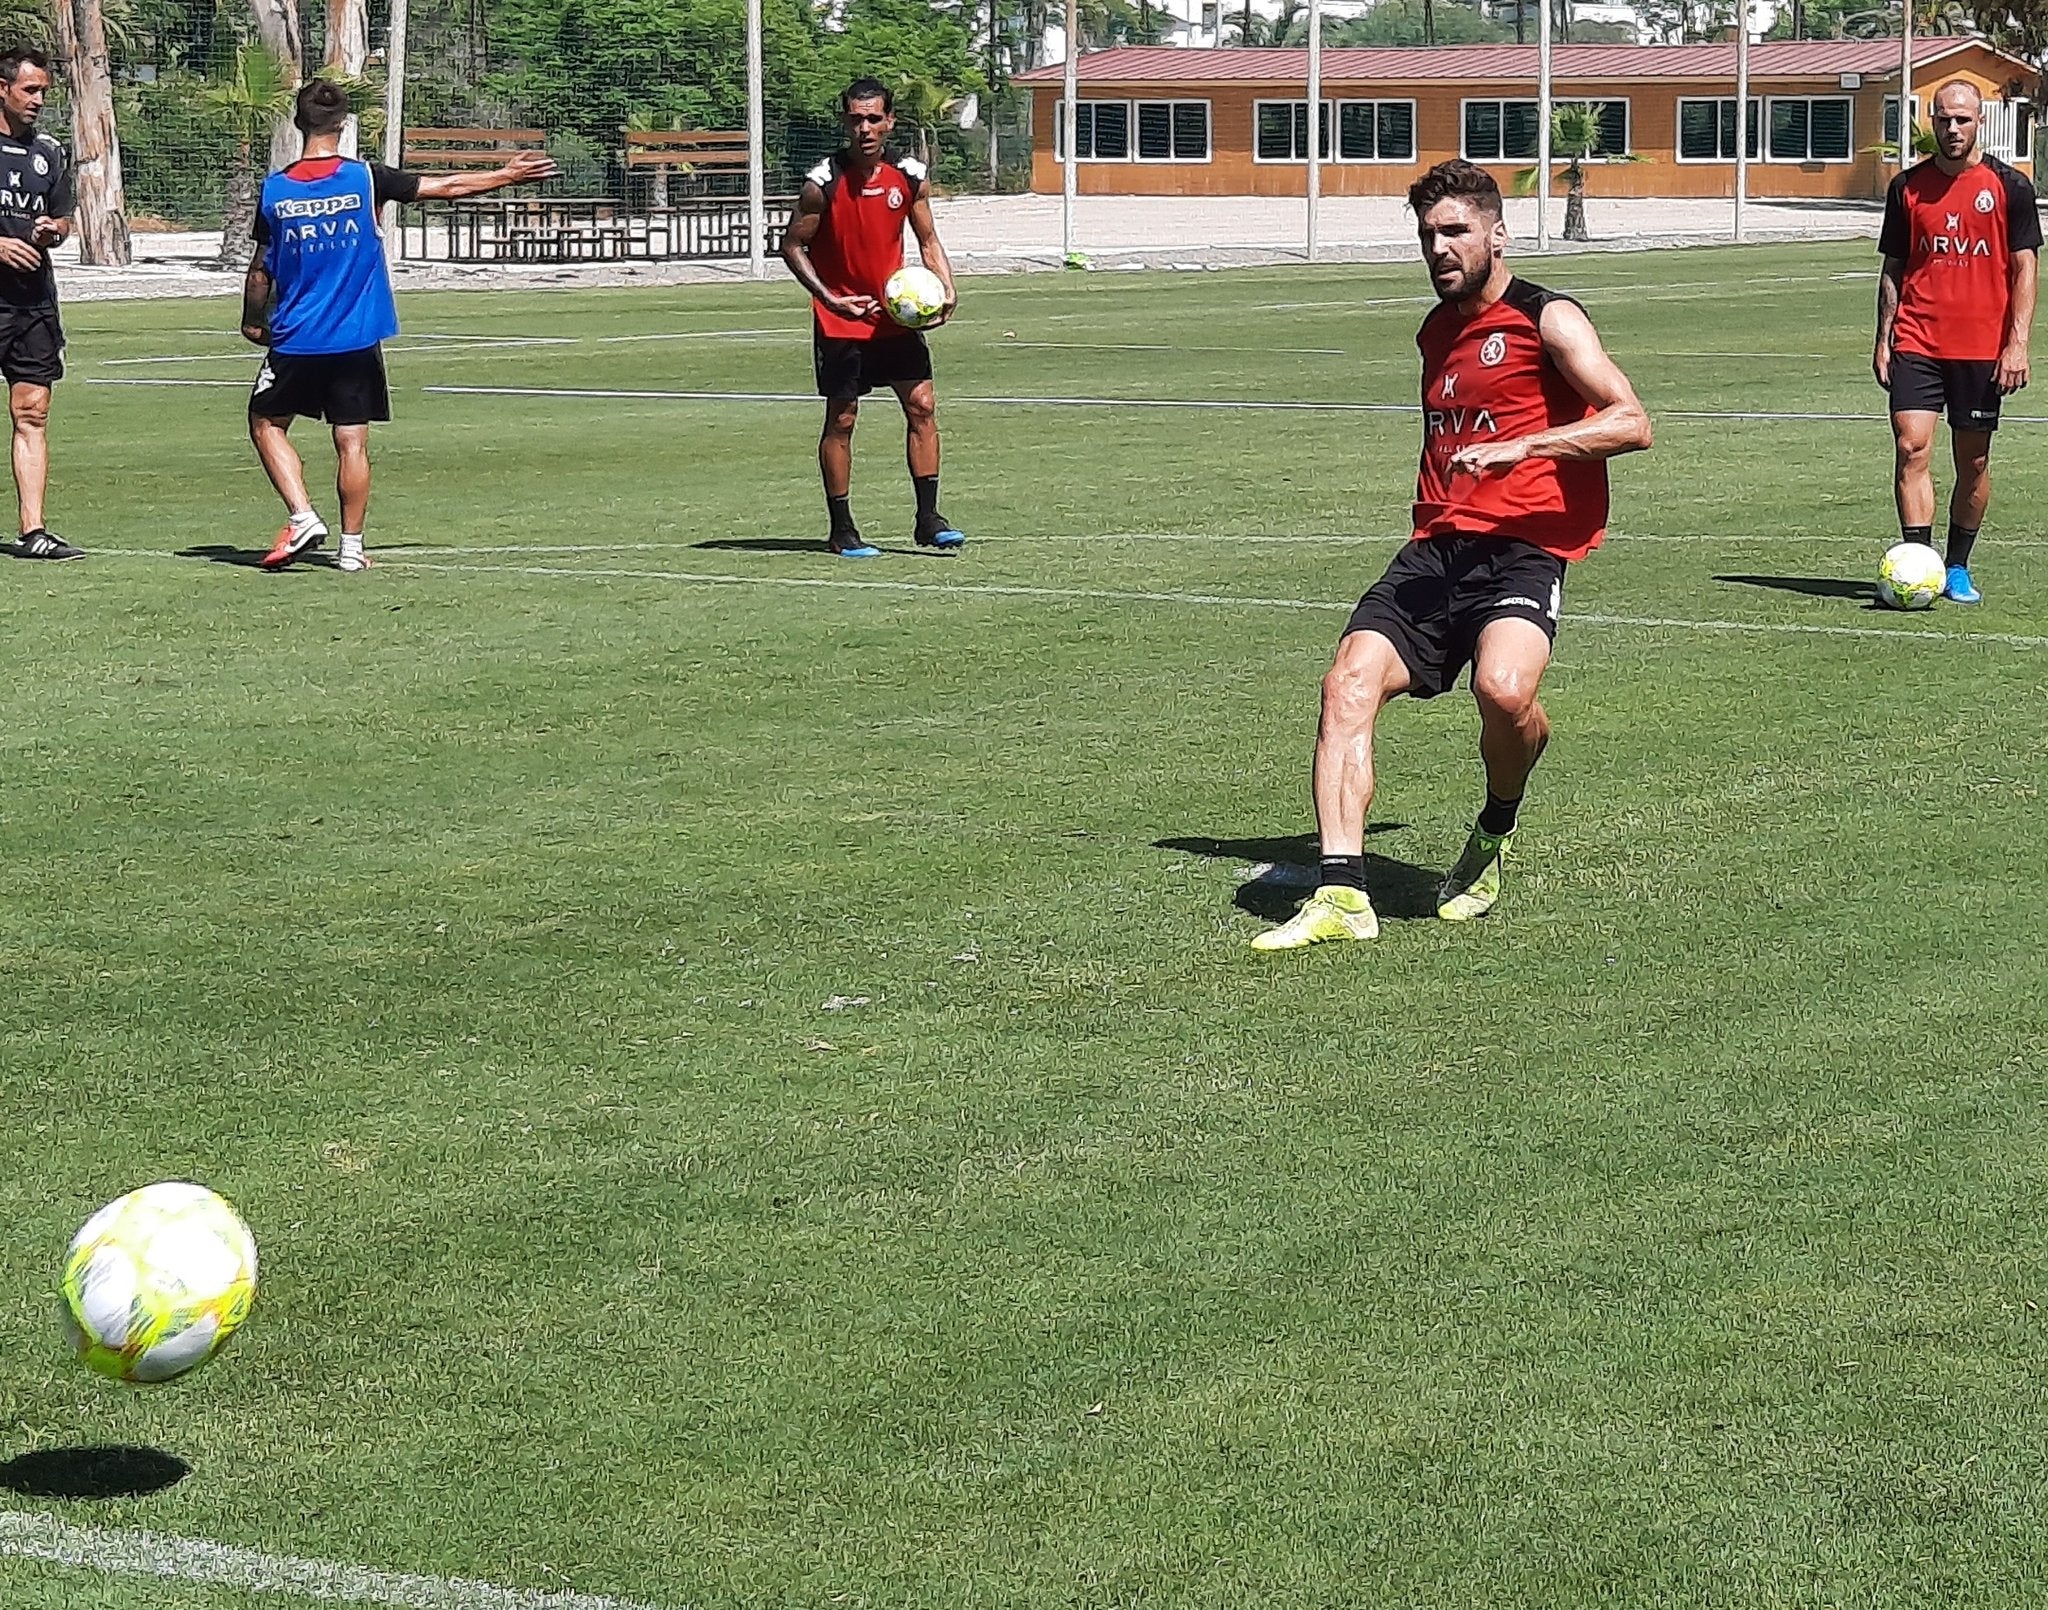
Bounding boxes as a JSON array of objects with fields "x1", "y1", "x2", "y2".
[{"x1": 4, "y1": 239, "x2": 2048, "y2": 1609}]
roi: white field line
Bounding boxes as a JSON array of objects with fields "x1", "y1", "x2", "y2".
[
  {"x1": 0, "y1": 1511, "x2": 666, "y2": 1610},
  {"x1": 415, "y1": 385, "x2": 2048, "y2": 426},
  {"x1": 99, "y1": 339, "x2": 574, "y2": 367},
  {"x1": 369, "y1": 559, "x2": 2048, "y2": 648},
  {"x1": 88, "y1": 377, "x2": 249, "y2": 388},
  {"x1": 995, "y1": 341, "x2": 1347, "y2": 355}
]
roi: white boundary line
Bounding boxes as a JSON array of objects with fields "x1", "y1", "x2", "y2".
[
  {"x1": 0, "y1": 1511, "x2": 666, "y2": 1610},
  {"x1": 372, "y1": 559, "x2": 2048, "y2": 647},
  {"x1": 88, "y1": 378, "x2": 250, "y2": 388},
  {"x1": 413, "y1": 386, "x2": 2048, "y2": 425}
]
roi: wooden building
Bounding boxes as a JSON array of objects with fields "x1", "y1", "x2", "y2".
[{"x1": 1016, "y1": 40, "x2": 2037, "y2": 201}]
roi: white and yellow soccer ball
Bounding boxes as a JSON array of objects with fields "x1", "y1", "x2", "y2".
[
  {"x1": 1878, "y1": 541, "x2": 1945, "y2": 611},
  {"x1": 61, "y1": 1182, "x2": 258, "y2": 1384},
  {"x1": 883, "y1": 265, "x2": 948, "y2": 330}
]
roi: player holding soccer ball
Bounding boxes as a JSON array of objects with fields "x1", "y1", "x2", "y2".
[
  {"x1": 241, "y1": 80, "x2": 558, "y2": 572},
  {"x1": 1874, "y1": 79, "x2": 2039, "y2": 605},
  {"x1": 1252, "y1": 160, "x2": 1651, "y2": 951},
  {"x1": 781, "y1": 77, "x2": 963, "y2": 559}
]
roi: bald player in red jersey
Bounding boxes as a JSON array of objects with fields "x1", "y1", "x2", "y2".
[
  {"x1": 781, "y1": 76, "x2": 961, "y2": 559},
  {"x1": 1874, "y1": 79, "x2": 2039, "y2": 605},
  {"x1": 1253, "y1": 160, "x2": 1652, "y2": 952}
]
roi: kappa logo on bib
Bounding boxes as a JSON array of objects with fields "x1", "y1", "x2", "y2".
[
  {"x1": 1479, "y1": 332, "x2": 1508, "y2": 367},
  {"x1": 1976, "y1": 189, "x2": 1997, "y2": 213}
]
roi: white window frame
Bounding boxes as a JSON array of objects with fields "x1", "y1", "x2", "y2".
[
  {"x1": 1334, "y1": 98, "x2": 1418, "y2": 164},
  {"x1": 1763, "y1": 95, "x2": 1854, "y2": 164},
  {"x1": 1252, "y1": 98, "x2": 1332, "y2": 164},
  {"x1": 1977, "y1": 97, "x2": 2033, "y2": 162},
  {"x1": 1674, "y1": 96, "x2": 1762, "y2": 163},
  {"x1": 1881, "y1": 94, "x2": 1922, "y2": 150},
  {"x1": 1055, "y1": 98, "x2": 1212, "y2": 164},
  {"x1": 1460, "y1": 97, "x2": 1631, "y2": 163}
]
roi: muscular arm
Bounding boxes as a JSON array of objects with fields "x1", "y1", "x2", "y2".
[
  {"x1": 240, "y1": 261, "x2": 272, "y2": 346},
  {"x1": 1875, "y1": 256, "x2": 1905, "y2": 386},
  {"x1": 1999, "y1": 249, "x2": 2036, "y2": 394},
  {"x1": 780, "y1": 182, "x2": 871, "y2": 319},
  {"x1": 411, "y1": 150, "x2": 559, "y2": 202},
  {"x1": 1449, "y1": 300, "x2": 1651, "y2": 480},
  {"x1": 906, "y1": 192, "x2": 956, "y2": 317}
]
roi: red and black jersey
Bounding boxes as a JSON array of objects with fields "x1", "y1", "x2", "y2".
[
  {"x1": 805, "y1": 148, "x2": 926, "y2": 341},
  {"x1": 1413, "y1": 278, "x2": 1608, "y2": 563},
  {"x1": 1880, "y1": 154, "x2": 2042, "y2": 362}
]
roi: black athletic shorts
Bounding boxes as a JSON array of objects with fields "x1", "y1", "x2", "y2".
[
  {"x1": 0, "y1": 304, "x2": 64, "y2": 386},
  {"x1": 814, "y1": 323, "x2": 932, "y2": 399},
  {"x1": 1343, "y1": 533, "x2": 1566, "y2": 701},
  {"x1": 249, "y1": 344, "x2": 391, "y2": 425},
  {"x1": 1888, "y1": 351, "x2": 2002, "y2": 432}
]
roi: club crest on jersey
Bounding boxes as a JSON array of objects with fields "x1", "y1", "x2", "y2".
[
  {"x1": 31, "y1": 153, "x2": 46, "y2": 176},
  {"x1": 887, "y1": 186, "x2": 905, "y2": 209},
  {"x1": 1976, "y1": 189, "x2": 1997, "y2": 213},
  {"x1": 1479, "y1": 332, "x2": 1508, "y2": 367}
]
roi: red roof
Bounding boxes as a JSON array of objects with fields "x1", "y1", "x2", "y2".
[{"x1": 1015, "y1": 39, "x2": 2008, "y2": 87}]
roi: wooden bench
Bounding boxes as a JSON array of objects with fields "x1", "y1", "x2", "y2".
[
  {"x1": 401, "y1": 127, "x2": 548, "y2": 170},
  {"x1": 623, "y1": 130, "x2": 752, "y2": 190}
]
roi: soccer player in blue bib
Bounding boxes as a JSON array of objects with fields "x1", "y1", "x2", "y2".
[{"x1": 242, "y1": 81, "x2": 556, "y2": 571}]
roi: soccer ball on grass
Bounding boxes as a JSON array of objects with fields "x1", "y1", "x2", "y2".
[
  {"x1": 62, "y1": 1182, "x2": 258, "y2": 1384},
  {"x1": 883, "y1": 265, "x2": 948, "y2": 330},
  {"x1": 1877, "y1": 542, "x2": 1945, "y2": 611}
]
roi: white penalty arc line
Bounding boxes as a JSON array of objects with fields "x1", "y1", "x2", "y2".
[
  {"x1": 374, "y1": 560, "x2": 2048, "y2": 647},
  {"x1": 0, "y1": 1511, "x2": 666, "y2": 1610}
]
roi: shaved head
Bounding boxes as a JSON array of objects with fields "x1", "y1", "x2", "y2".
[{"x1": 1933, "y1": 78, "x2": 1984, "y2": 114}]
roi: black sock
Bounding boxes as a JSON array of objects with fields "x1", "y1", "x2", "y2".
[
  {"x1": 827, "y1": 494, "x2": 855, "y2": 535},
  {"x1": 1902, "y1": 523, "x2": 1935, "y2": 549},
  {"x1": 1946, "y1": 523, "x2": 1980, "y2": 568},
  {"x1": 913, "y1": 475, "x2": 940, "y2": 526},
  {"x1": 1478, "y1": 791, "x2": 1522, "y2": 837},
  {"x1": 1318, "y1": 854, "x2": 1366, "y2": 891}
]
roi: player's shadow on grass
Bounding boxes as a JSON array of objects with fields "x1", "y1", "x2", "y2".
[
  {"x1": 0, "y1": 1445, "x2": 190, "y2": 1500},
  {"x1": 694, "y1": 537, "x2": 833, "y2": 554},
  {"x1": 1155, "y1": 827, "x2": 1440, "y2": 921},
  {"x1": 1715, "y1": 573, "x2": 1878, "y2": 604},
  {"x1": 177, "y1": 543, "x2": 317, "y2": 570}
]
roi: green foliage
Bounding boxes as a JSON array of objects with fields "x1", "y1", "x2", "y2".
[
  {"x1": 115, "y1": 70, "x2": 235, "y2": 226},
  {"x1": 1329, "y1": 0, "x2": 1510, "y2": 44},
  {"x1": 196, "y1": 41, "x2": 295, "y2": 142}
]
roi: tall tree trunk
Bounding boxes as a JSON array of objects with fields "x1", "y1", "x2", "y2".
[
  {"x1": 51, "y1": 0, "x2": 130, "y2": 266},
  {"x1": 1564, "y1": 167, "x2": 1587, "y2": 240},
  {"x1": 219, "y1": 138, "x2": 255, "y2": 267},
  {"x1": 1515, "y1": 0, "x2": 1526, "y2": 44},
  {"x1": 1423, "y1": 0, "x2": 1435, "y2": 43},
  {"x1": 323, "y1": 0, "x2": 369, "y2": 156},
  {"x1": 249, "y1": 0, "x2": 305, "y2": 171}
]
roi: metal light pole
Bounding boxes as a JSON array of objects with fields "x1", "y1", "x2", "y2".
[
  {"x1": 1306, "y1": 0, "x2": 1322, "y2": 261},
  {"x1": 1899, "y1": 0, "x2": 1914, "y2": 176},
  {"x1": 1734, "y1": 2, "x2": 1750, "y2": 242},
  {"x1": 381, "y1": 0, "x2": 408, "y2": 263},
  {"x1": 1535, "y1": 0, "x2": 1551, "y2": 251},
  {"x1": 1062, "y1": 0, "x2": 1078, "y2": 261},
  {"x1": 747, "y1": 0, "x2": 765, "y2": 279}
]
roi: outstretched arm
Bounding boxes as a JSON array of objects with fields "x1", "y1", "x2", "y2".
[
  {"x1": 1448, "y1": 299, "x2": 1652, "y2": 480},
  {"x1": 781, "y1": 182, "x2": 874, "y2": 320},
  {"x1": 906, "y1": 193, "x2": 956, "y2": 320},
  {"x1": 411, "y1": 150, "x2": 560, "y2": 202}
]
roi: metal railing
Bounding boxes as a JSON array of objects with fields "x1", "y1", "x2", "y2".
[{"x1": 397, "y1": 196, "x2": 798, "y2": 264}]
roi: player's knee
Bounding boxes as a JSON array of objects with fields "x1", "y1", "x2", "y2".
[
  {"x1": 1320, "y1": 655, "x2": 1388, "y2": 728},
  {"x1": 901, "y1": 388, "x2": 936, "y2": 428},
  {"x1": 1473, "y1": 664, "x2": 1540, "y2": 724},
  {"x1": 824, "y1": 401, "x2": 859, "y2": 438},
  {"x1": 10, "y1": 394, "x2": 48, "y2": 432},
  {"x1": 1894, "y1": 434, "x2": 1932, "y2": 469}
]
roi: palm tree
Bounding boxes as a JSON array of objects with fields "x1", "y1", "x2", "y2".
[
  {"x1": 1225, "y1": 0, "x2": 1310, "y2": 43},
  {"x1": 201, "y1": 43, "x2": 296, "y2": 268},
  {"x1": 1514, "y1": 102, "x2": 1627, "y2": 242},
  {"x1": 894, "y1": 74, "x2": 967, "y2": 170}
]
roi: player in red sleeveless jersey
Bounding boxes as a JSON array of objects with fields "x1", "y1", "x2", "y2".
[
  {"x1": 781, "y1": 77, "x2": 961, "y2": 559},
  {"x1": 1254, "y1": 160, "x2": 1651, "y2": 952},
  {"x1": 1874, "y1": 79, "x2": 2039, "y2": 604}
]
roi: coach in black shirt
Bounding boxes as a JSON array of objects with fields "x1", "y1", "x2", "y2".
[{"x1": 0, "y1": 48, "x2": 78, "y2": 560}]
